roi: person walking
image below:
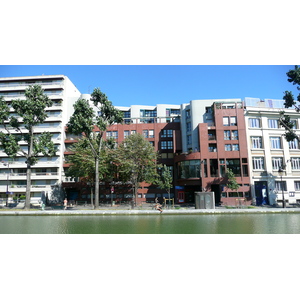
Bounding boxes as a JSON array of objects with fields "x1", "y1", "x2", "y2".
[{"x1": 63, "y1": 198, "x2": 68, "y2": 210}]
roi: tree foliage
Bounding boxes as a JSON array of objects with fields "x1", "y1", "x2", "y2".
[
  {"x1": 155, "y1": 164, "x2": 173, "y2": 200},
  {"x1": 279, "y1": 65, "x2": 300, "y2": 142},
  {"x1": 66, "y1": 88, "x2": 123, "y2": 209},
  {"x1": 114, "y1": 133, "x2": 159, "y2": 205},
  {"x1": 225, "y1": 169, "x2": 239, "y2": 192},
  {"x1": 0, "y1": 85, "x2": 56, "y2": 209}
]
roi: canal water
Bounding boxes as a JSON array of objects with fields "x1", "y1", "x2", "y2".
[{"x1": 1, "y1": 213, "x2": 300, "y2": 233}]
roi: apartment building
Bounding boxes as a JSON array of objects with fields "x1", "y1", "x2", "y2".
[
  {"x1": 175, "y1": 99, "x2": 251, "y2": 206},
  {"x1": 63, "y1": 103, "x2": 182, "y2": 204},
  {"x1": 245, "y1": 97, "x2": 300, "y2": 206},
  {"x1": 2, "y1": 74, "x2": 298, "y2": 207},
  {"x1": 0, "y1": 75, "x2": 81, "y2": 204}
]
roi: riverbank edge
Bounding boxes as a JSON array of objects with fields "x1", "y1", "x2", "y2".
[{"x1": 1, "y1": 207, "x2": 300, "y2": 216}]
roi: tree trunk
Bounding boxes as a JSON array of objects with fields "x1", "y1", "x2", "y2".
[
  {"x1": 25, "y1": 162, "x2": 32, "y2": 210},
  {"x1": 90, "y1": 184, "x2": 94, "y2": 208},
  {"x1": 94, "y1": 157, "x2": 99, "y2": 209},
  {"x1": 25, "y1": 130, "x2": 33, "y2": 210}
]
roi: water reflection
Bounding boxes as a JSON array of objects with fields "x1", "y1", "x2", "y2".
[{"x1": 1, "y1": 214, "x2": 300, "y2": 234}]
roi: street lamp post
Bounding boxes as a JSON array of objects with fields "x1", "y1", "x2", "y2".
[{"x1": 278, "y1": 166, "x2": 286, "y2": 208}]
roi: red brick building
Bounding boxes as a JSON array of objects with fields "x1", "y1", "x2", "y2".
[{"x1": 63, "y1": 100, "x2": 251, "y2": 206}]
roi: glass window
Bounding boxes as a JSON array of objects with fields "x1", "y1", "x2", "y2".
[
  {"x1": 186, "y1": 122, "x2": 191, "y2": 132},
  {"x1": 143, "y1": 130, "x2": 149, "y2": 138},
  {"x1": 275, "y1": 181, "x2": 287, "y2": 191},
  {"x1": 295, "y1": 181, "x2": 300, "y2": 191},
  {"x1": 226, "y1": 159, "x2": 241, "y2": 176},
  {"x1": 161, "y1": 129, "x2": 173, "y2": 137},
  {"x1": 225, "y1": 144, "x2": 232, "y2": 151},
  {"x1": 253, "y1": 157, "x2": 264, "y2": 170},
  {"x1": 268, "y1": 119, "x2": 279, "y2": 128},
  {"x1": 291, "y1": 157, "x2": 300, "y2": 170},
  {"x1": 231, "y1": 130, "x2": 238, "y2": 140},
  {"x1": 270, "y1": 137, "x2": 281, "y2": 149},
  {"x1": 187, "y1": 135, "x2": 191, "y2": 145},
  {"x1": 232, "y1": 144, "x2": 239, "y2": 151},
  {"x1": 289, "y1": 139, "x2": 299, "y2": 150},
  {"x1": 177, "y1": 160, "x2": 200, "y2": 179},
  {"x1": 223, "y1": 117, "x2": 229, "y2": 126},
  {"x1": 230, "y1": 116, "x2": 237, "y2": 126},
  {"x1": 149, "y1": 130, "x2": 154, "y2": 138},
  {"x1": 161, "y1": 141, "x2": 173, "y2": 150},
  {"x1": 224, "y1": 130, "x2": 230, "y2": 140},
  {"x1": 124, "y1": 130, "x2": 130, "y2": 138},
  {"x1": 272, "y1": 157, "x2": 283, "y2": 170},
  {"x1": 208, "y1": 144, "x2": 217, "y2": 152},
  {"x1": 251, "y1": 136, "x2": 262, "y2": 149},
  {"x1": 249, "y1": 118, "x2": 260, "y2": 128}
]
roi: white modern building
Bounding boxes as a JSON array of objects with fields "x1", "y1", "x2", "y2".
[
  {"x1": 180, "y1": 99, "x2": 243, "y2": 153},
  {"x1": 244, "y1": 97, "x2": 300, "y2": 206},
  {"x1": 0, "y1": 75, "x2": 81, "y2": 205}
]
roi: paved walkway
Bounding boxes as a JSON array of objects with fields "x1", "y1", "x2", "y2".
[{"x1": 1, "y1": 205, "x2": 300, "y2": 215}]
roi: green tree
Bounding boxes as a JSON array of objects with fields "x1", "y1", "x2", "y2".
[
  {"x1": 225, "y1": 169, "x2": 239, "y2": 193},
  {"x1": 0, "y1": 85, "x2": 56, "y2": 209},
  {"x1": 114, "y1": 133, "x2": 158, "y2": 206},
  {"x1": 279, "y1": 65, "x2": 300, "y2": 142},
  {"x1": 66, "y1": 88, "x2": 123, "y2": 209},
  {"x1": 156, "y1": 164, "x2": 173, "y2": 201},
  {"x1": 66, "y1": 137, "x2": 116, "y2": 207}
]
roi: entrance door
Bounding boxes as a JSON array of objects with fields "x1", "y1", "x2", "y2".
[
  {"x1": 255, "y1": 181, "x2": 269, "y2": 205},
  {"x1": 178, "y1": 191, "x2": 185, "y2": 203},
  {"x1": 211, "y1": 184, "x2": 221, "y2": 206}
]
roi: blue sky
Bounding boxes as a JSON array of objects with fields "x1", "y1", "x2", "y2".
[{"x1": 0, "y1": 65, "x2": 297, "y2": 107}]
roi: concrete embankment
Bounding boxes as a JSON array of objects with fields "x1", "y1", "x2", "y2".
[{"x1": 1, "y1": 207, "x2": 300, "y2": 216}]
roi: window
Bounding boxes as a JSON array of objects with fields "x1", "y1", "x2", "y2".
[
  {"x1": 289, "y1": 139, "x2": 299, "y2": 150},
  {"x1": 270, "y1": 137, "x2": 281, "y2": 149},
  {"x1": 208, "y1": 130, "x2": 216, "y2": 140},
  {"x1": 249, "y1": 118, "x2": 260, "y2": 128},
  {"x1": 224, "y1": 130, "x2": 230, "y2": 140},
  {"x1": 272, "y1": 157, "x2": 283, "y2": 170},
  {"x1": 223, "y1": 117, "x2": 229, "y2": 126},
  {"x1": 268, "y1": 119, "x2": 279, "y2": 128},
  {"x1": 253, "y1": 157, "x2": 264, "y2": 170},
  {"x1": 161, "y1": 141, "x2": 173, "y2": 150},
  {"x1": 143, "y1": 130, "x2": 149, "y2": 138},
  {"x1": 177, "y1": 160, "x2": 200, "y2": 179},
  {"x1": 124, "y1": 130, "x2": 130, "y2": 138},
  {"x1": 294, "y1": 181, "x2": 300, "y2": 191},
  {"x1": 223, "y1": 116, "x2": 237, "y2": 126},
  {"x1": 123, "y1": 111, "x2": 131, "y2": 123},
  {"x1": 131, "y1": 130, "x2": 136, "y2": 135},
  {"x1": 232, "y1": 144, "x2": 239, "y2": 151},
  {"x1": 205, "y1": 107, "x2": 212, "y2": 114},
  {"x1": 225, "y1": 144, "x2": 232, "y2": 151},
  {"x1": 275, "y1": 181, "x2": 287, "y2": 191},
  {"x1": 161, "y1": 129, "x2": 173, "y2": 137},
  {"x1": 226, "y1": 159, "x2": 241, "y2": 176},
  {"x1": 230, "y1": 116, "x2": 237, "y2": 126},
  {"x1": 187, "y1": 135, "x2": 191, "y2": 145},
  {"x1": 106, "y1": 131, "x2": 118, "y2": 139},
  {"x1": 251, "y1": 136, "x2": 262, "y2": 149},
  {"x1": 209, "y1": 144, "x2": 217, "y2": 152},
  {"x1": 291, "y1": 157, "x2": 300, "y2": 170},
  {"x1": 186, "y1": 122, "x2": 192, "y2": 132},
  {"x1": 149, "y1": 129, "x2": 154, "y2": 138},
  {"x1": 231, "y1": 130, "x2": 238, "y2": 140}
]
